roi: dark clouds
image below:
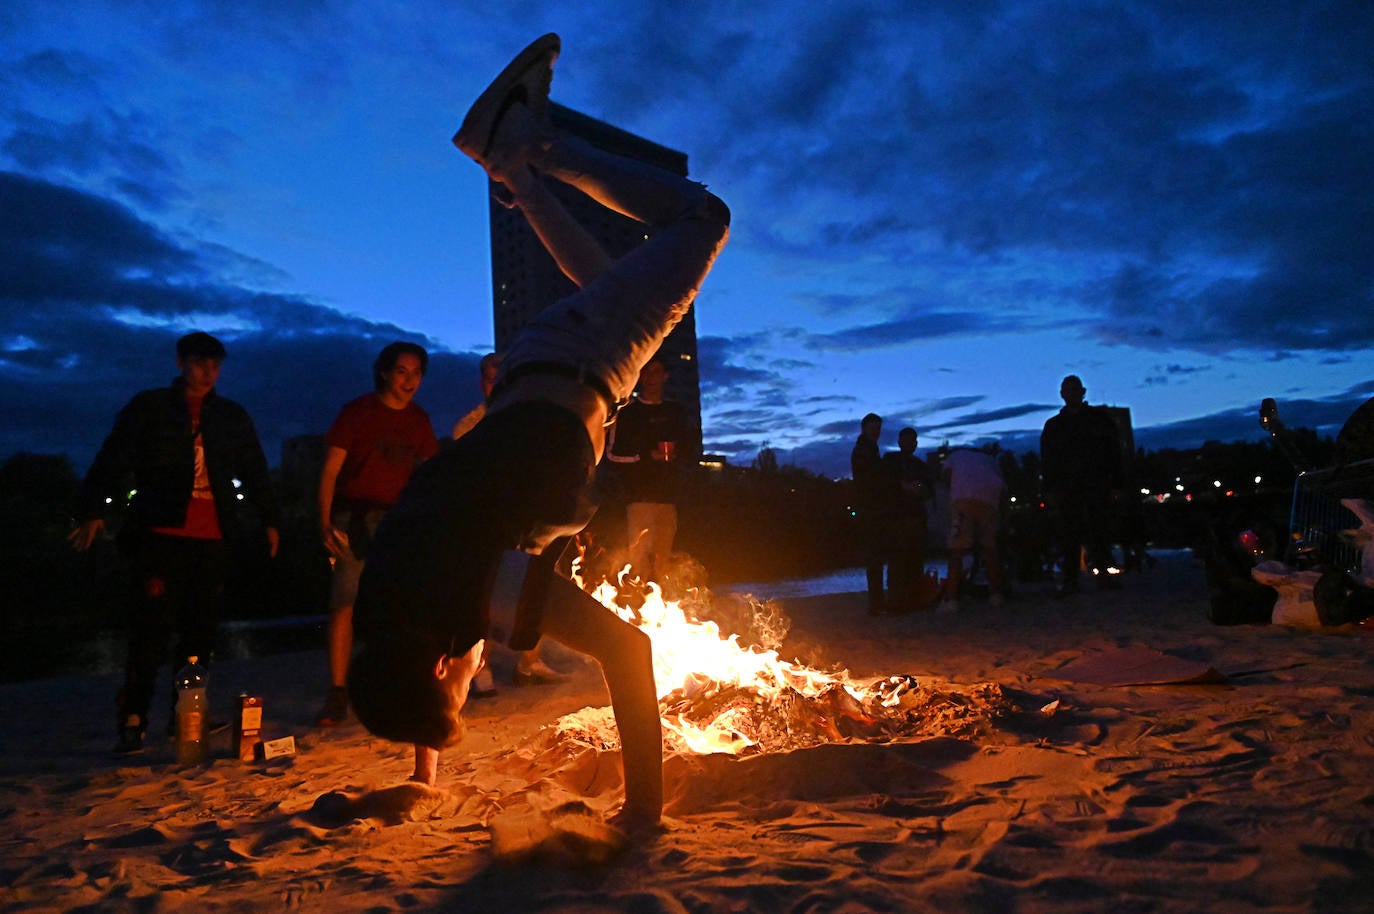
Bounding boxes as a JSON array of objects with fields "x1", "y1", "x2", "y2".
[
  {"x1": 0, "y1": 172, "x2": 482, "y2": 469},
  {"x1": 3, "y1": 0, "x2": 1372, "y2": 482},
  {"x1": 803, "y1": 310, "x2": 1053, "y2": 351},
  {"x1": 1, "y1": 46, "x2": 190, "y2": 212},
  {"x1": 675, "y1": 3, "x2": 1372, "y2": 352}
]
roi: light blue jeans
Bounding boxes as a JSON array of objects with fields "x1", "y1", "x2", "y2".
[{"x1": 499, "y1": 134, "x2": 730, "y2": 406}]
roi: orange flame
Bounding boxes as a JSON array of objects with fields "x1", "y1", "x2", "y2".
[{"x1": 575, "y1": 565, "x2": 912, "y2": 755}]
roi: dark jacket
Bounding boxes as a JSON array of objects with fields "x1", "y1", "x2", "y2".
[
  {"x1": 1040, "y1": 404, "x2": 1123, "y2": 495},
  {"x1": 77, "y1": 378, "x2": 279, "y2": 537},
  {"x1": 851, "y1": 435, "x2": 885, "y2": 511},
  {"x1": 883, "y1": 450, "x2": 932, "y2": 515}
]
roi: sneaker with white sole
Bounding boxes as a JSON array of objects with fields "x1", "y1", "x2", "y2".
[
  {"x1": 513, "y1": 657, "x2": 568, "y2": 686},
  {"x1": 470, "y1": 667, "x2": 498, "y2": 700},
  {"x1": 452, "y1": 33, "x2": 559, "y2": 173}
]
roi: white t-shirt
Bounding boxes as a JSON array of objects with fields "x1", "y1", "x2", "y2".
[{"x1": 946, "y1": 449, "x2": 1004, "y2": 505}]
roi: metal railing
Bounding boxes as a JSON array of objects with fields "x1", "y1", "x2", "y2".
[{"x1": 1286, "y1": 458, "x2": 1374, "y2": 574}]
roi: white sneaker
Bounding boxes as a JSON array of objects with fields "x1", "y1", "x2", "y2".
[
  {"x1": 514, "y1": 657, "x2": 568, "y2": 686},
  {"x1": 453, "y1": 33, "x2": 559, "y2": 172},
  {"x1": 470, "y1": 667, "x2": 498, "y2": 699}
]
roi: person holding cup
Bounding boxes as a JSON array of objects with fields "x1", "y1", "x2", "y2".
[{"x1": 606, "y1": 356, "x2": 692, "y2": 587}]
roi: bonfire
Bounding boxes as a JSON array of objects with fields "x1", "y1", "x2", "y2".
[{"x1": 550, "y1": 566, "x2": 1014, "y2": 758}]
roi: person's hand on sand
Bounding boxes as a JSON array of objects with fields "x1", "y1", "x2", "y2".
[
  {"x1": 411, "y1": 744, "x2": 440, "y2": 786},
  {"x1": 608, "y1": 803, "x2": 665, "y2": 836}
]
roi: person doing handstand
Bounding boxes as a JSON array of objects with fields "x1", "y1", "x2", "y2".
[{"x1": 346, "y1": 33, "x2": 730, "y2": 828}]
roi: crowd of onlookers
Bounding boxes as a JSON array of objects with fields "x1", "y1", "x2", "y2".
[{"x1": 850, "y1": 374, "x2": 1129, "y2": 616}]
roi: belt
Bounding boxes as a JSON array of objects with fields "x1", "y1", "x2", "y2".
[{"x1": 492, "y1": 361, "x2": 626, "y2": 423}]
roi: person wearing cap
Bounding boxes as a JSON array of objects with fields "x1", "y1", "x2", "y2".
[{"x1": 70, "y1": 331, "x2": 279, "y2": 754}]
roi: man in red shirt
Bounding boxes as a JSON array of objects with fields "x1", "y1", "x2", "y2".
[{"x1": 315, "y1": 342, "x2": 439, "y2": 725}]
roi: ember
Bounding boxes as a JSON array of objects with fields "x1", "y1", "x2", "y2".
[{"x1": 557, "y1": 567, "x2": 1013, "y2": 756}]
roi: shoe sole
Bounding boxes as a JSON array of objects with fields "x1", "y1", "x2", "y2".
[
  {"x1": 453, "y1": 33, "x2": 559, "y2": 162},
  {"x1": 513, "y1": 672, "x2": 567, "y2": 686}
]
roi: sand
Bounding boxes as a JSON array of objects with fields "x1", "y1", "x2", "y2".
[{"x1": 2, "y1": 550, "x2": 1373, "y2": 913}]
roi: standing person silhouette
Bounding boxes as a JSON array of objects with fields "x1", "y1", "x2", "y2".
[
  {"x1": 940, "y1": 446, "x2": 1006, "y2": 612},
  {"x1": 851, "y1": 413, "x2": 889, "y2": 615},
  {"x1": 883, "y1": 427, "x2": 933, "y2": 613},
  {"x1": 1041, "y1": 375, "x2": 1122, "y2": 594}
]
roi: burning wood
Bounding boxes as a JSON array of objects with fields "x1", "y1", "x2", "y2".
[{"x1": 551, "y1": 567, "x2": 1014, "y2": 757}]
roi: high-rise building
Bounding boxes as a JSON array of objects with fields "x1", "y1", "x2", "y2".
[{"x1": 486, "y1": 103, "x2": 703, "y2": 457}]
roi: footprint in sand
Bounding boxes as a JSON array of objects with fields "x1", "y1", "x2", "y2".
[
  {"x1": 304, "y1": 782, "x2": 465, "y2": 828},
  {"x1": 488, "y1": 800, "x2": 629, "y2": 865}
]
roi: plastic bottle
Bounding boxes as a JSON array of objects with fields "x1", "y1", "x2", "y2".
[{"x1": 174, "y1": 655, "x2": 208, "y2": 765}]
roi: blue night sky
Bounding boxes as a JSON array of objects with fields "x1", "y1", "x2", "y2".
[{"x1": 3, "y1": 1, "x2": 1371, "y2": 479}]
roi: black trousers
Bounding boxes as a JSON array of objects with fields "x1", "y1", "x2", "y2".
[
  {"x1": 887, "y1": 513, "x2": 928, "y2": 609},
  {"x1": 857, "y1": 510, "x2": 891, "y2": 612},
  {"x1": 1053, "y1": 489, "x2": 1114, "y2": 584},
  {"x1": 117, "y1": 533, "x2": 229, "y2": 730}
]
